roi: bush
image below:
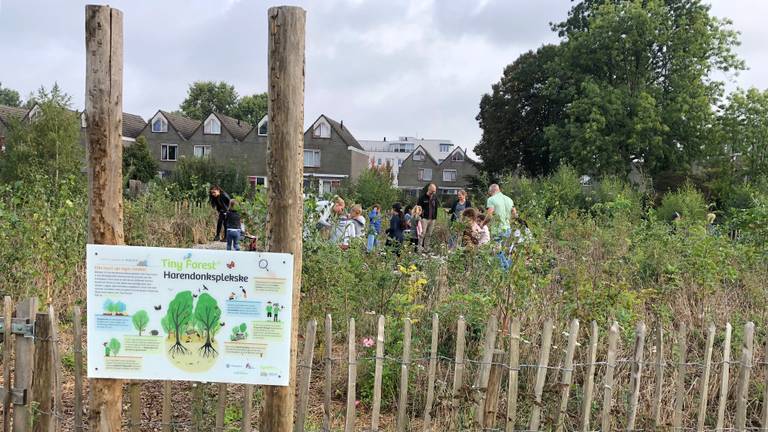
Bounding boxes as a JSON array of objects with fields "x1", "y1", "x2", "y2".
[
  {"x1": 337, "y1": 166, "x2": 402, "y2": 210},
  {"x1": 123, "y1": 136, "x2": 159, "y2": 184},
  {"x1": 164, "y1": 157, "x2": 250, "y2": 201},
  {"x1": 656, "y1": 183, "x2": 708, "y2": 223}
]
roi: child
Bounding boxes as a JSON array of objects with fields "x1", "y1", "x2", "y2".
[
  {"x1": 386, "y1": 203, "x2": 406, "y2": 254},
  {"x1": 477, "y1": 214, "x2": 491, "y2": 245},
  {"x1": 367, "y1": 204, "x2": 382, "y2": 252},
  {"x1": 461, "y1": 208, "x2": 481, "y2": 247},
  {"x1": 225, "y1": 200, "x2": 244, "y2": 251},
  {"x1": 411, "y1": 205, "x2": 423, "y2": 252}
]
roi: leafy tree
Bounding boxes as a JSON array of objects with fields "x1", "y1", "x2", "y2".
[
  {"x1": 232, "y1": 93, "x2": 268, "y2": 125},
  {"x1": 108, "y1": 338, "x2": 121, "y2": 356},
  {"x1": 164, "y1": 291, "x2": 193, "y2": 356},
  {"x1": 0, "y1": 82, "x2": 22, "y2": 107},
  {"x1": 123, "y1": 136, "x2": 159, "y2": 183},
  {"x1": 338, "y1": 165, "x2": 402, "y2": 209},
  {"x1": 180, "y1": 81, "x2": 239, "y2": 120},
  {"x1": 103, "y1": 299, "x2": 114, "y2": 314},
  {"x1": 193, "y1": 293, "x2": 221, "y2": 358},
  {"x1": 132, "y1": 310, "x2": 150, "y2": 336},
  {"x1": 24, "y1": 83, "x2": 71, "y2": 109},
  {"x1": 717, "y1": 88, "x2": 768, "y2": 180},
  {"x1": 161, "y1": 315, "x2": 171, "y2": 336}
]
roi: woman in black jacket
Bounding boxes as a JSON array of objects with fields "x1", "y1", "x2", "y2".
[
  {"x1": 447, "y1": 189, "x2": 471, "y2": 222},
  {"x1": 208, "y1": 185, "x2": 231, "y2": 241}
]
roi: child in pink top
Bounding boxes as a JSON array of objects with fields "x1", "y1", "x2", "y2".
[{"x1": 477, "y1": 214, "x2": 491, "y2": 245}]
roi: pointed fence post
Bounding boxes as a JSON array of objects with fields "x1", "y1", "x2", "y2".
[
  {"x1": 652, "y1": 325, "x2": 665, "y2": 427},
  {"x1": 396, "y1": 319, "x2": 412, "y2": 432},
  {"x1": 323, "y1": 315, "x2": 333, "y2": 432},
  {"x1": 72, "y1": 306, "x2": 84, "y2": 432},
  {"x1": 734, "y1": 322, "x2": 755, "y2": 432},
  {"x1": 371, "y1": 316, "x2": 385, "y2": 432},
  {"x1": 451, "y1": 316, "x2": 467, "y2": 431},
  {"x1": 626, "y1": 322, "x2": 647, "y2": 431},
  {"x1": 344, "y1": 318, "x2": 356, "y2": 432},
  {"x1": 3, "y1": 297, "x2": 14, "y2": 432},
  {"x1": 13, "y1": 298, "x2": 37, "y2": 432},
  {"x1": 32, "y1": 310, "x2": 54, "y2": 432},
  {"x1": 716, "y1": 323, "x2": 732, "y2": 431},
  {"x1": 555, "y1": 319, "x2": 579, "y2": 432},
  {"x1": 475, "y1": 314, "x2": 498, "y2": 427},
  {"x1": 422, "y1": 314, "x2": 439, "y2": 431},
  {"x1": 601, "y1": 322, "x2": 620, "y2": 432},
  {"x1": 672, "y1": 324, "x2": 687, "y2": 430},
  {"x1": 697, "y1": 323, "x2": 716, "y2": 432},
  {"x1": 580, "y1": 321, "x2": 598, "y2": 432},
  {"x1": 295, "y1": 319, "x2": 318, "y2": 432},
  {"x1": 505, "y1": 318, "x2": 521, "y2": 432},
  {"x1": 528, "y1": 318, "x2": 554, "y2": 432}
]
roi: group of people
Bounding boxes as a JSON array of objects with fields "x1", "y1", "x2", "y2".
[{"x1": 208, "y1": 185, "x2": 245, "y2": 251}]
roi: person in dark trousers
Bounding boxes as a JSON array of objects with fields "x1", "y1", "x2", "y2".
[
  {"x1": 386, "y1": 202, "x2": 406, "y2": 255},
  {"x1": 225, "y1": 200, "x2": 243, "y2": 251},
  {"x1": 417, "y1": 183, "x2": 439, "y2": 251},
  {"x1": 208, "y1": 185, "x2": 231, "y2": 241}
]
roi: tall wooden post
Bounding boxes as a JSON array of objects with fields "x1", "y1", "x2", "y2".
[
  {"x1": 85, "y1": 5, "x2": 125, "y2": 431},
  {"x1": 262, "y1": 6, "x2": 306, "y2": 432}
]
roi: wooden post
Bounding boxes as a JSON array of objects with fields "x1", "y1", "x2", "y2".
[
  {"x1": 295, "y1": 319, "x2": 318, "y2": 432},
  {"x1": 344, "y1": 318, "x2": 356, "y2": 432},
  {"x1": 528, "y1": 318, "x2": 553, "y2": 432},
  {"x1": 716, "y1": 323, "x2": 732, "y2": 431},
  {"x1": 734, "y1": 322, "x2": 755, "y2": 432},
  {"x1": 762, "y1": 335, "x2": 768, "y2": 432},
  {"x1": 2, "y1": 297, "x2": 13, "y2": 432},
  {"x1": 672, "y1": 323, "x2": 687, "y2": 430},
  {"x1": 451, "y1": 316, "x2": 467, "y2": 430},
  {"x1": 192, "y1": 384, "x2": 204, "y2": 432},
  {"x1": 505, "y1": 318, "x2": 521, "y2": 432},
  {"x1": 72, "y1": 306, "x2": 84, "y2": 432},
  {"x1": 13, "y1": 298, "x2": 37, "y2": 432},
  {"x1": 128, "y1": 382, "x2": 141, "y2": 432},
  {"x1": 697, "y1": 323, "x2": 716, "y2": 432},
  {"x1": 242, "y1": 385, "x2": 253, "y2": 432},
  {"x1": 215, "y1": 383, "x2": 227, "y2": 432},
  {"x1": 396, "y1": 319, "x2": 412, "y2": 432},
  {"x1": 261, "y1": 7, "x2": 306, "y2": 432},
  {"x1": 49, "y1": 306, "x2": 62, "y2": 431},
  {"x1": 601, "y1": 322, "x2": 620, "y2": 432},
  {"x1": 652, "y1": 325, "x2": 664, "y2": 427},
  {"x1": 626, "y1": 322, "x2": 647, "y2": 431},
  {"x1": 371, "y1": 315, "x2": 385, "y2": 431},
  {"x1": 475, "y1": 314, "x2": 498, "y2": 427},
  {"x1": 580, "y1": 321, "x2": 598, "y2": 432},
  {"x1": 422, "y1": 314, "x2": 439, "y2": 431},
  {"x1": 85, "y1": 5, "x2": 125, "y2": 431},
  {"x1": 323, "y1": 315, "x2": 333, "y2": 432},
  {"x1": 483, "y1": 350, "x2": 505, "y2": 429},
  {"x1": 161, "y1": 381, "x2": 172, "y2": 432},
  {"x1": 32, "y1": 311, "x2": 53, "y2": 432},
  {"x1": 555, "y1": 319, "x2": 579, "y2": 432}
]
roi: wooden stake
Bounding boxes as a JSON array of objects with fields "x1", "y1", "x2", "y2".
[
  {"x1": 672, "y1": 323, "x2": 687, "y2": 430},
  {"x1": 323, "y1": 315, "x2": 333, "y2": 432},
  {"x1": 242, "y1": 385, "x2": 253, "y2": 432},
  {"x1": 580, "y1": 321, "x2": 598, "y2": 432},
  {"x1": 128, "y1": 382, "x2": 141, "y2": 432},
  {"x1": 475, "y1": 314, "x2": 498, "y2": 427},
  {"x1": 716, "y1": 323, "x2": 732, "y2": 431},
  {"x1": 600, "y1": 322, "x2": 619, "y2": 432},
  {"x1": 734, "y1": 322, "x2": 755, "y2": 431},
  {"x1": 3, "y1": 297, "x2": 14, "y2": 432},
  {"x1": 762, "y1": 335, "x2": 768, "y2": 432},
  {"x1": 422, "y1": 314, "x2": 439, "y2": 431},
  {"x1": 483, "y1": 350, "x2": 505, "y2": 429},
  {"x1": 626, "y1": 322, "x2": 647, "y2": 431},
  {"x1": 451, "y1": 316, "x2": 467, "y2": 431},
  {"x1": 261, "y1": 6, "x2": 306, "y2": 432},
  {"x1": 13, "y1": 298, "x2": 37, "y2": 432},
  {"x1": 371, "y1": 315, "x2": 385, "y2": 431},
  {"x1": 161, "y1": 381, "x2": 171, "y2": 432},
  {"x1": 49, "y1": 306, "x2": 62, "y2": 429},
  {"x1": 555, "y1": 319, "x2": 579, "y2": 432},
  {"x1": 192, "y1": 384, "x2": 203, "y2": 432},
  {"x1": 72, "y1": 306, "x2": 84, "y2": 432},
  {"x1": 396, "y1": 318, "x2": 412, "y2": 432},
  {"x1": 697, "y1": 323, "x2": 716, "y2": 432},
  {"x1": 295, "y1": 319, "x2": 318, "y2": 432},
  {"x1": 652, "y1": 325, "x2": 664, "y2": 427},
  {"x1": 505, "y1": 318, "x2": 521, "y2": 432},
  {"x1": 85, "y1": 5, "x2": 125, "y2": 431},
  {"x1": 344, "y1": 318, "x2": 356, "y2": 432},
  {"x1": 215, "y1": 383, "x2": 227, "y2": 432},
  {"x1": 528, "y1": 318, "x2": 554, "y2": 432},
  {"x1": 32, "y1": 311, "x2": 53, "y2": 432}
]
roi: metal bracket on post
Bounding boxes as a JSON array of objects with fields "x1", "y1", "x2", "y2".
[
  {"x1": 0, "y1": 388, "x2": 27, "y2": 405},
  {"x1": 0, "y1": 317, "x2": 35, "y2": 341}
]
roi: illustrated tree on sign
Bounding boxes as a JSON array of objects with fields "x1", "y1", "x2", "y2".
[
  {"x1": 103, "y1": 299, "x2": 114, "y2": 314},
  {"x1": 132, "y1": 310, "x2": 150, "y2": 336},
  {"x1": 193, "y1": 293, "x2": 221, "y2": 358},
  {"x1": 115, "y1": 301, "x2": 127, "y2": 315},
  {"x1": 108, "y1": 338, "x2": 121, "y2": 356},
  {"x1": 164, "y1": 291, "x2": 193, "y2": 356}
]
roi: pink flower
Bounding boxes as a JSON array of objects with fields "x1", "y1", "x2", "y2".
[
  {"x1": 361, "y1": 337, "x2": 375, "y2": 348},
  {"x1": 355, "y1": 400, "x2": 361, "y2": 407}
]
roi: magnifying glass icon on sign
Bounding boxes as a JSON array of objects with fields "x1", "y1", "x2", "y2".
[{"x1": 258, "y1": 259, "x2": 269, "y2": 272}]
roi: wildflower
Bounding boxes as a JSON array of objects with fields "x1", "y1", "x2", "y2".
[{"x1": 362, "y1": 337, "x2": 375, "y2": 348}]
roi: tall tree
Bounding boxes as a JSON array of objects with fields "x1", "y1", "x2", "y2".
[
  {"x1": 717, "y1": 88, "x2": 768, "y2": 180},
  {"x1": 123, "y1": 136, "x2": 159, "y2": 183},
  {"x1": 0, "y1": 82, "x2": 21, "y2": 107},
  {"x1": 180, "y1": 81, "x2": 239, "y2": 120},
  {"x1": 232, "y1": 93, "x2": 268, "y2": 125}
]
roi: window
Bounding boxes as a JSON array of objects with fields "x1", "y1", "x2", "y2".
[
  {"x1": 413, "y1": 150, "x2": 425, "y2": 161},
  {"x1": 257, "y1": 117, "x2": 268, "y2": 136},
  {"x1": 439, "y1": 143, "x2": 452, "y2": 152},
  {"x1": 304, "y1": 149, "x2": 321, "y2": 167},
  {"x1": 417, "y1": 168, "x2": 432, "y2": 181},
  {"x1": 440, "y1": 188, "x2": 459, "y2": 195},
  {"x1": 249, "y1": 176, "x2": 267, "y2": 187},
  {"x1": 194, "y1": 145, "x2": 211, "y2": 158},
  {"x1": 312, "y1": 120, "x2": 331, "y2": 138},
  {"x1": 321, "y1": 179, "x2": 341, "y2": 194},
  {"x1": 443, "y1": 169, "x2": 457, "y2": 182},
  {"x1": 161, "y1": 144, "x2": 177, "y2": 161},
  {"x1": 152, "y1": 116, "x2": 168, "y2": 133},
  {"x1": 377, "y1": 158, "x2": 382, "y2": 166},
  {"x1": 390, "y1": 142, "x2": 414, "y2": 153},
  {"x1": 204, "y1": 117, "x2": 221, "y2": 135},
  {"x1": 451, "y1": 151, "x2": 465, "y2": 162}
]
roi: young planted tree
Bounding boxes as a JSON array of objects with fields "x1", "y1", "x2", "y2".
[
  {"x1": 193, "y1": 293, "x2": 222, "y2": 358},
  {"x1": 165, "y1": 291, "x2": 194, "y2": 356},
  {"x1": 123, "y1": 136, "x2": 159, "y2": 183},
  {"x1": 132, "y1": 310, "x2": 150, "y2": 336}
]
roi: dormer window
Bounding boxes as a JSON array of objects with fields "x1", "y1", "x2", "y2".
[
  {"x1": 312, "y1": 118, "x2": 331, "y2": 138},
  {"x1": 451, "y1": 151, "x2": 464, "y2": 162},
  {"x1": 257, "y1": 116, "x2": 268, "y2": 136},
  {"x1": 151, "y1": 115, "x2": 168, "y2": 133},
  {"x1": 439, "y1": 143, "x2": 452, "y2": 153},
  {"x1": 413, "y1": 150, "x2": 425, "y2": 161},
  {"x1": 204, "y1": 116, "x2": 221, "y2": 135}
]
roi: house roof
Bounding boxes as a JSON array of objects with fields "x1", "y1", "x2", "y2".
[
  {"x1": 402, "y1": 144, "x2": 439, "y2": 165},
  {"x1": 318, "y1": 115, "x2": 364, "y2": 150},
  {"x1": 0, "y1": 105, "x2": 28, "y2": 127},
  {"x1": 215, "y1": 113, "x2": 252, "y2": 141},
  {"x1": 160, "y1": 110, "x2": 201, "y2": 140},
  {"x1": 437, "y1": 146, "x2": 476, "y2": 167},
  {"x1": 122, "y1": 113, "x2": 146, "y2": 138}
]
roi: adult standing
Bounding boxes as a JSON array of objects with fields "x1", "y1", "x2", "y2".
[
  {"x1": 447, "y1": 189, "x2": 471, "y2": 222},
  {"x1": 417, "y1": 183, "x2": 439, "y2": 251},
  {"x1": 485, "y1": 183, "x2": 517, "y2": 270},
  {"x1": 208, "y1": 185, "x2": 231, "y2": 241}
]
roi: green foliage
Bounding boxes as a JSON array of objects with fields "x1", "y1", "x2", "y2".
[
  {"x1": 0, "y1": 82, "x2": 22, "y2": 107},
  {"x1": 194, "y1": 293, "x2": 222, "y2": 338},
  {"x1": 165, "y1": 292, "x2": 194, "y2": 337},
  {"x1": 123, "y1": 136, "x2": 159, "y2": 184},
  {"x1": 132, "y1": 310, "x2": 150, "y2": 336},
  {"x1": 164, "y1": 157, "x2": 249, "y2": 201},
  {"x1": 656, "y1": 184, "x2": 708, "y2": 223},
  {"x1": 180, "y1": 81, "x2": 239, "y2": 120},
  {"x1": 717, "y1": 88, "x2": 768, "y2": 180},
  {"x1": 337, "y1": 166, "x2": 401, "y2": 209},
  {"x1": 231, "y1": 93, "x2": 268, "y2": 125},
  {"x1": 108, "y1": 338, "x2": 121, "y2": 356}
]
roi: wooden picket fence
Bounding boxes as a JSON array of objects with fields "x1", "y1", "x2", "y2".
[{"x1": 1, "y1": 296, "x2": 767, "y2": 431}]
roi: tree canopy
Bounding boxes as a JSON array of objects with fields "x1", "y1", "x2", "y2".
[
  {"x1": 179, "y1": 81, "x2": 267, "y2": 124},
  {"x1": 231, "y1": 93, "x2": 268, "y2": 125},
  {"x1": 0, "y1": 83, "x2": 21, "y2": 107},
  {"x1": 124, "y1": 136, "x2": 159, "y2": 184}
]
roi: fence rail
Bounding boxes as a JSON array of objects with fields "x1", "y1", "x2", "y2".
[{"x1": 0, "y1": 296, "x2": 767, "y2": 431}]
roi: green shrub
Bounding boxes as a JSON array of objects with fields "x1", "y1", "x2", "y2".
[{"x1": 656, "y1": 183, "x2": 708, "y2": 223}]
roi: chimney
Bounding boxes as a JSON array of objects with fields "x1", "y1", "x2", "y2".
[
  {"x1": 384, "y1": 137, "x2": 387, "y2": 142},
  {"x1": 340, "y1": 120, "x2": 344, "y2": 130}
]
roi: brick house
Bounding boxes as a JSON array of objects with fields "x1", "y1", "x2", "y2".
[{"x1": 397, "y1": 145, "x2": 478, "y2": 199}]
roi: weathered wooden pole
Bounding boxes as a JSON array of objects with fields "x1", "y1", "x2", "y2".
[
  {"x1": 85, "y1": 5, "x2": 125, "y2": 431},
  {"x1": 262, "y1": 6, "x2": 306, "y2": 432}
]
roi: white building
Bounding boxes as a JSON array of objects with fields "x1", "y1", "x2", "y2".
[{"x1": 358, "y1": 136, "x2": 456, "y2": 185}]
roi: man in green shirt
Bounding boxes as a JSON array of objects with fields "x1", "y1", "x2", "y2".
[{"x1": 485, "y1": 184, "x2": 517, "y2": 270}]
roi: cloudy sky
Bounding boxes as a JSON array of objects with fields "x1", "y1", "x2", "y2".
[{"x1": 1, "y1": 0, "x2": 767, "y2": 153}]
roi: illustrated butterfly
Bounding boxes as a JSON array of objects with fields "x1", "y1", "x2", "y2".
[
  {"x1": 183, "y1": 252, "x2": 192, "y2": 260},
  {"x1": 226, "y1": 261, "x2": 235, "y2": 269}
]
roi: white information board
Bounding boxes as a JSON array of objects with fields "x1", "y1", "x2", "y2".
[{"x1": 86, "y1": 244, "x2": 294, "y2": 386}]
